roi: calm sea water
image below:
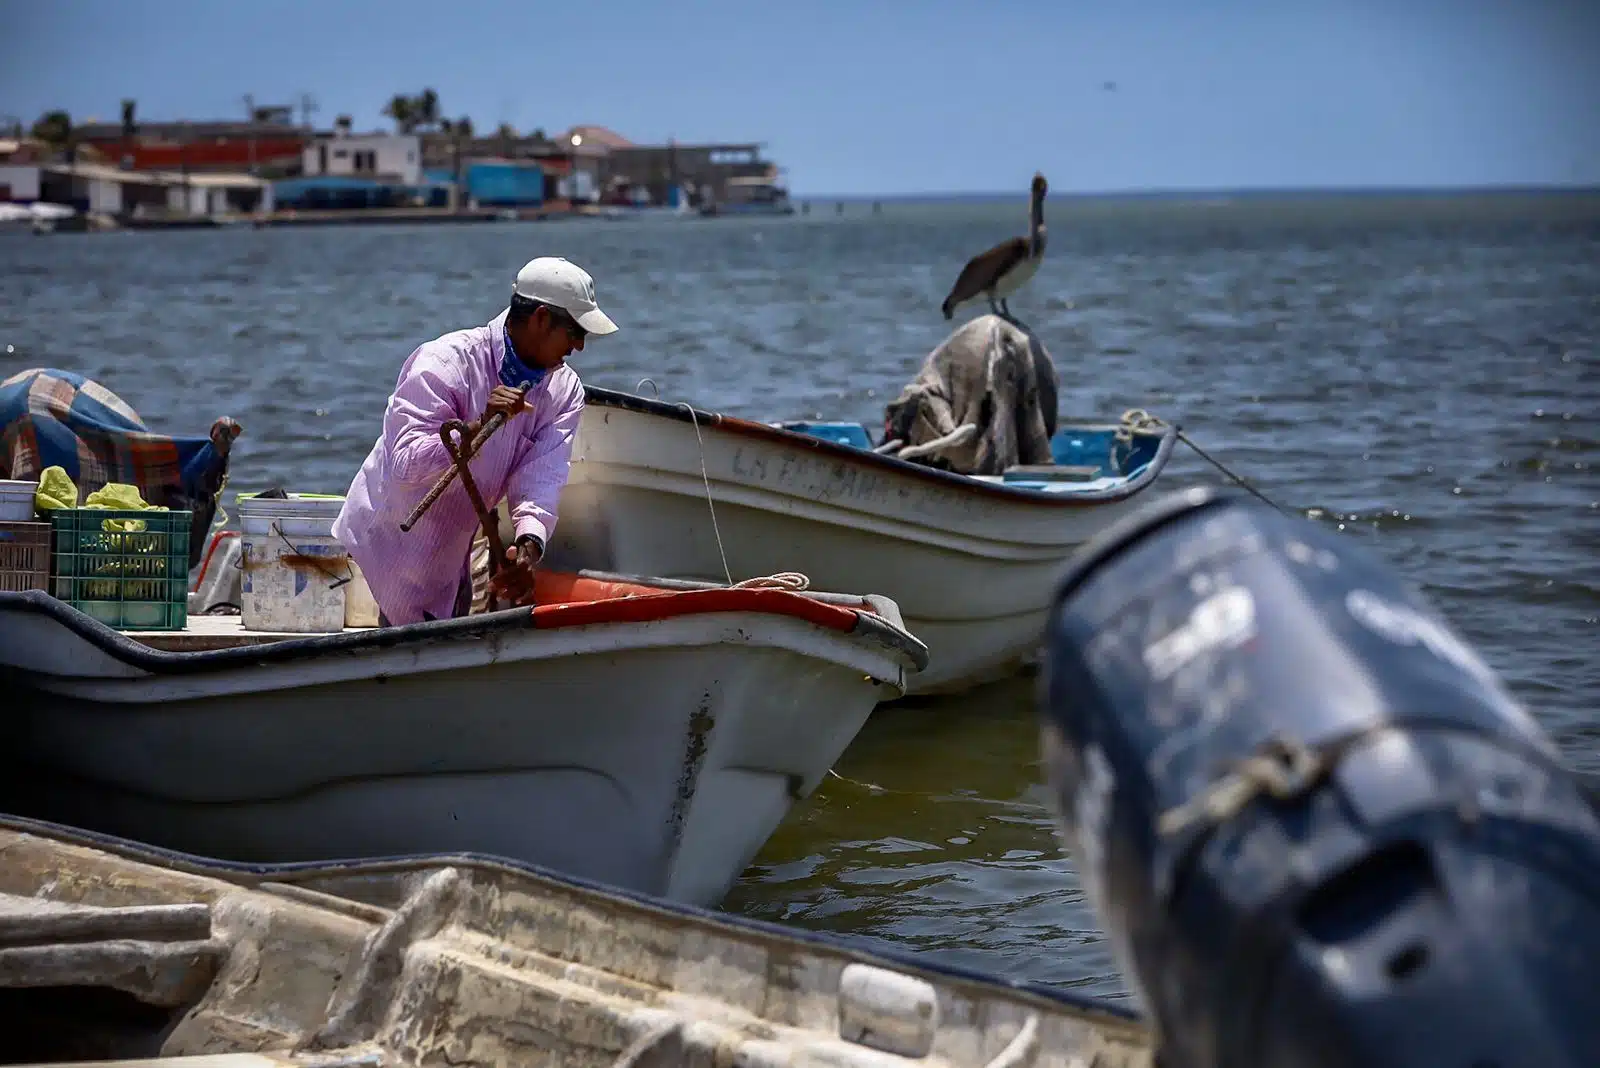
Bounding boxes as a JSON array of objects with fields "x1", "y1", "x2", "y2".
[{"x1": 2, "y1": 193, "x2": 1596, "y2": 1000}]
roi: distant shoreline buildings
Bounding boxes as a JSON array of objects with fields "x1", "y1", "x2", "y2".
[{"x1": 0, "y1": 99, "x2": 795, "y2": 226}]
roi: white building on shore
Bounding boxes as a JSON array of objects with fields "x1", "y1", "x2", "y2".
[
  {"x1": 34, "y1": 162, "x2": 272, "y2": 217},
  {"x1": 300, "y1": 126, "x2": 422, "y2": 187}
]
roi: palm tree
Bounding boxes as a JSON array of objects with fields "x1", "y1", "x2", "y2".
[
  {"x1": 31, "y1": 110, "x2": 72, "y2": 147},
  {"x1": 383, "y1": 95, "x2": 415, "y2": 134},
  {"x1": 416, "y1": 88, "x2": 440, "y2": 130}
]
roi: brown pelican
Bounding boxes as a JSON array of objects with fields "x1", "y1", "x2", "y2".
[{"x1": 940, "y1": 172, "x2": 1048, "y2": 324}]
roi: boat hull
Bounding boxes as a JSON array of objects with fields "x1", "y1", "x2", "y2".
[
  {"x1": 552, "y1": 393, "x2": 1177, "y2": 695},
  {"x1": 0, "y1": 589, "x2": 922, "y2": 908},
  {"x1": 0, "y1": 817, "x2": 1152, "y2": 1065}
]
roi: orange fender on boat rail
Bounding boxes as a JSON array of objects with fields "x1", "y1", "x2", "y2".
[
  {"x1": 0, "y1": 580, "x2": 927, "y2": 675},
  {"x1": 534, "y1": 570, "x2": 686, "y2": 604},
  {"x1": 529, "y1": 587, "x2": 863, "y2": 633}
]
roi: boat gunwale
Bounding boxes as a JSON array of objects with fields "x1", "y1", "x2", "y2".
[
  {"x1": 0, "y1": 813, "x2": 1148, "y2": 1034},
  {"x1": 583, "y1": 385, "x2": 1179, "y2": 507},
  {"x1": 0, "y1": 578, "x2": 930, "y2": 677}
]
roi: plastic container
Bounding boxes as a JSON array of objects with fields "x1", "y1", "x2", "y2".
[
  {"x1": 235, "y1": 492, "x2": 346, "y2": 537},
  {"x1": 50, "y1": 508, "x2": 191, "y2": 630},
  {"x1": 0, "y1": 479, "x2": 39, "y2": 522},
  {"x1": 0, "y1": 520, "x2": 50, "y2": 592},
  {"x1": 237, "y1": 493, "x2": 351, "y2": 634},
  {"x1": 346, "y1": 558, "x2": 380, "y2": 628}
]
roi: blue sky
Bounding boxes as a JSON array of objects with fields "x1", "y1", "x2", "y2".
[{"x1": 3, "y1": 0, "x2": 1597, "y2": 196}]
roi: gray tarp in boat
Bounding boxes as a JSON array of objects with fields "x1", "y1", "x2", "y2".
[{"x1": 880, "y1": 314, "x2": 1058, "y2": 476}]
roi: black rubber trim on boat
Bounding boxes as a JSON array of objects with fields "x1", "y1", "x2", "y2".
[
  {"x1": 584, "y1": 385, "x2": 1181, "y2": 505},
  {"x1": 848, "y1": 610, "x2": 931, "y2": 672},
  {"x1": 0, "y1": 810, "x2": 1146, "y2": 1028},
  {"x1": 0, "y1": 583, "x2": 928, "y2": 678}
]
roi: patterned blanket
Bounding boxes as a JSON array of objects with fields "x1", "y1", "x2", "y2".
[{"x1": 0, "y1": 368, "x2": 242, "y2": 566}]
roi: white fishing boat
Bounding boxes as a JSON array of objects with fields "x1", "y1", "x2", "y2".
[
  {"x1": 0, "y1": 200, "x2": 77, "y2": 234},
  {"x1": 549, "y1": 388, "x2": 1178, "y2": 696},
  {"x1": 0, "y1": 816, "x2": 1152, "y2": 1066},
  {"x1": 0, "y1": 570, "x2": 927, "y2": 909}
]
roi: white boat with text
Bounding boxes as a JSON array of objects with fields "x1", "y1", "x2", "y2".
[{"x1": 549, "y1": 387, "x2": 1178, "y2": 695}]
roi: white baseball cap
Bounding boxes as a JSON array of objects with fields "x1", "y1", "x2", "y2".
[{"x1": 512, "y1": 256, "x2": 619, "y2": 336}]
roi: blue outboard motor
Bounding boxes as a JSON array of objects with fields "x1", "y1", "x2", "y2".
[{"x1": 1038, "y1": 487, "x2": 1600, "y2": 1068}]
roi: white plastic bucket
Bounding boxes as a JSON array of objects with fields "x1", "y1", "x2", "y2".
[
  {"x1": 236, "y1": 492, "x2": 345, "y2": 538},
  {"x1": 237, "y1": 493, "x2": 351, "y2": 634},
  {"x1": 0, "y1": 480, "x2": 38, "y2": 522}
]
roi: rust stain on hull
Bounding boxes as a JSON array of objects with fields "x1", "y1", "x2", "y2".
[{"x1": 665, "y1": 695, "x2": 716, "y2": 854}]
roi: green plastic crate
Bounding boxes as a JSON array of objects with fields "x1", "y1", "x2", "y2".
[{"x1": 49, "y1": 508, "x2": 192, "y2": 631}]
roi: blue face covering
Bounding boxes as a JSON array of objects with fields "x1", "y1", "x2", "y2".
[{"x1": 499, "y1": 325, "x2": 549, "y2": 391}]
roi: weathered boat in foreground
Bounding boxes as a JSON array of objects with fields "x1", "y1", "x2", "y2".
[
  {"x1": 0, "y1": 816, "x2": 1150, "y2": 1067},
  {"x1": 550, "y1": 387, "x2": 1177, "y2": 696},
  {"x1": 0, "y1": 570, "x2": 927, "y2": 908}
]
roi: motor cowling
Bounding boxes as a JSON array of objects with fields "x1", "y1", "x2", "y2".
[{"x1": 1037, "y1": 487, "x2": 1600, "y2": 1068}]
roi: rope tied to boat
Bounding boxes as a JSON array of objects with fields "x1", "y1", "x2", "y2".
[
  {"x1": 729, "y1": 572, "x2": 811, "y2": 591},
  {"x1": 1113, "y1": 407, "x2": 1167, "y2": 441},
  {"x1": 1117, "y1": 408, "x2": 1289, "y2": 516},
  {"x1": 678, "y1": 400, "x2": 812, "y2": 593},
  {"x1": 210, "y1": 469, "x2": 232, "y2": 531}
]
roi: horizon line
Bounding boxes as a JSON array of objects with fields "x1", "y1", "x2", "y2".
[{"x1": 788, "y1": 181, "x2": 1600, "y2": 201}]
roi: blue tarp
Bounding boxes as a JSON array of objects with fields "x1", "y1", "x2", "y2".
[
  {"x1": 421, "y1": 164, "x2": 546, "y2": 206},
  {"x1": 273, "y1": 176, "x2": 414, "y2": 210},
  {"x1": 0, "y1": 367, "x2": 239, "y2": 565}
]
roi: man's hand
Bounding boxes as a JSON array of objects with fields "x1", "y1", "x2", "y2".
[
  {"x1": 466, "y1": 385, "x2": 528, "y2": 440},
  {"x1": 485, "y1": 384, "x2": 528, "y2": 422},
  {"x1": 488, "y1": 535, "x2": 543, "y2": 607}
]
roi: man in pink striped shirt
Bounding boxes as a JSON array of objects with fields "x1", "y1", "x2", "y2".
[{"x1": 334, "y1": 257, "x2": 619, "y2": 626}]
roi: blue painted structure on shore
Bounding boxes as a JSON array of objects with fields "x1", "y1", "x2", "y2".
[
  {"x1": 271, "y1": 176, "x2": 448, "y2": 210},
  {"x1": 422, "y1": 163, "x2": 546, "y2": 207},
  {"x1": 273, "y1": 160, "x2": 546, "y2": 211}
]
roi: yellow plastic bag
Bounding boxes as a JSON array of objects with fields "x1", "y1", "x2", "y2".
[
  {"x1": 84, "y1": 482, "x2": 167, "y2": 533},
  {"x1": 33, "y1": 466, "x2": 78, "y2": 512}
]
